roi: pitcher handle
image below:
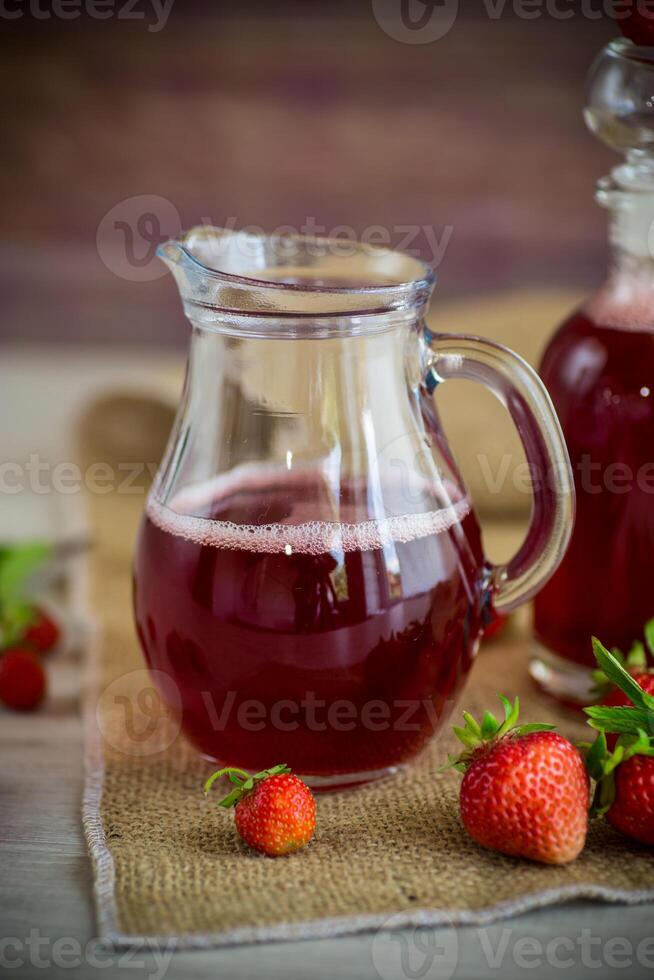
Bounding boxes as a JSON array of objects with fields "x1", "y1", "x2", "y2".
[{"x1": 420, "y1": 329, "x2": 575, "y2": 614}]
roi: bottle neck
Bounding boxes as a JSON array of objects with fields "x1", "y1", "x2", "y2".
[
  {"x1": 585, "y1": 175, "x2": 654, "y2": 329},
  {"x1": 599, "y1": 172, "x2": 654, "y2": 275}
]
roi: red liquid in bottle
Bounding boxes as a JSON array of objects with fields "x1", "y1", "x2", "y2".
[
  {"x1": 133, "y1": 471, "x2": 484, "y2": 781},
  {"x1": 534, "y1": 303, "x2": 654, "y2": 669}
]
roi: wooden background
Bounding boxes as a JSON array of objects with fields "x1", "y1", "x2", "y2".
[{"x1": 0, "y1": 2, "x2": 618, "y2": 348}]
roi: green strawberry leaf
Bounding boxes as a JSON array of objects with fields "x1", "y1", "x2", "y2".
[
  {"x1": 495, "y1": 696, "x2": 521, "y2": 738},
  {"x1": 626, "y1": 640, "x2": 647, "y2": 671},
  {"x1": 590, "y1": 775, "x2": 616, "y2": 819},
  {"x1": 452, "y1": 725, "x2": 479, "y2": 750},
  {"x1": 586, "y1": 730, "x2": 654, "y2": 817},
  {"x1": 584, "y1": 731, "x2": 608, "y2": 781},
  {"x1": 498, "y1": 694, "x2": 513, "y2": 722},
  {"x1": 480, "y1": 711, "x2": 499, "y2": 739},
  {"x1": 445, "y1": 695, "x2": 556, "y2": 773},
  {"x1": 0, "y1": 601, "x2": 37, "y2": 648},
  {"x1": 591, "y1": 735, "x2": 625, "y2": 777},
  {"x1": 204, "y1": 763, "x2": 291, "y2": 809},
  {"x1": 591, "y1": 637, "x2": 654, "y2": 712},
  {"x1": 645, "y1": 619, "x2": 654, "y2": 658},
  {"x1": 461, "y1": 712, "x2": 481, "y2": 737},
  {"x1": 512, "y1": 723, "x2": 556, "y2": 736},
  {"x1": 621, "y1": 729, "x2": 654, "y2": 760},
  {"x1": 218, "y1": 786, "x2": 246, "y2": 808},
  {"x1": 439, "y1": 756, "x2": 466, "y2": 774},
  {"x1": 590, "y1": 647, "x2": 626, "y2": 695},
  {"x1": 0, "y1": 542, "x2": 51, "y2": 649},
  {"x1": 585, "y1": 704, "x2": 654, "y2": 736},
  {"x1": 262, "y1": 764, "x2": 292, "y2": 778},
  {"x1": 0, "y1": 542, "x2": 51, "y2": 607}
]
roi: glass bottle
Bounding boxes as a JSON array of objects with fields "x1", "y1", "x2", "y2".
[{"x1": 532, "y1": 38, "x2": 654, "y2": 702}]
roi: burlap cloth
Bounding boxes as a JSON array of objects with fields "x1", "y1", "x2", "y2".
[{"x1": 83, "y1": 492, "x2": 654, "y2": 948}]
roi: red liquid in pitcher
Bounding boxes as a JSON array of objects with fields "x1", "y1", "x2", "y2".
[
  {"x1": 133, "y1": 471, "x2": 484, "y2": 780},
  {"x1": 535, "y1": 299, "x2": 654, "y2": 668}
]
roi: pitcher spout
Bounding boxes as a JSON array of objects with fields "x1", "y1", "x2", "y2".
[
  {"x1": 156, "y1": 225, "x2": 436, "y2": 334},
  {"x1": 157, "y1": 225, "x2": 279, "y2": 317},
  {"x1": 158, "y1": 226, "x2": 267, "y2": 279},
  {"x1": 156, "y1": 239, "x2": 186, "y2": 270},
  {"x1": 156, "y1": 227, "x2": 242, "y2": 314}
]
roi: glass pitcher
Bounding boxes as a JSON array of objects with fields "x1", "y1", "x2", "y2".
[{"x1": 133, "y1": 227, "x2": 574, "y2": 788}]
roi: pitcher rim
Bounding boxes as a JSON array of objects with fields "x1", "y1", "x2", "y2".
[{"x1": 157, "y1": 228, "x2": 436, "y2": 317}]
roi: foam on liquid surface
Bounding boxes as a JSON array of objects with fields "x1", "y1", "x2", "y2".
[
  {"x1": 586, "y1": 277, "x2": 654, "y2": 333},
  {"x1": 147, "y1": 472, "x2": 470, "y2": 556}
]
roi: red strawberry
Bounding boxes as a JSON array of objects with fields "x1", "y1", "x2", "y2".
[
  {"x1": 446, "y1": 696, "x2": 589, "y2": 865},
  {"x1": 204, "y1": 763, "x2": 316, "y2": 856},
  {"x1": 585, "y1": 729, "x2": 654, "y2": 846},
  {"x1": 601, "y1": 673, "x2": 654, "y2": 750},
  {"x1": 603, "y1": 674, "x2": 654, "y2": 709},
  {"x1": 608, "y1": 753, "x2": 654, "y2": 845},
  {"x1": 0, "y1": 648, "x2": 46, "y2": 711},
  {"x1": 24, "y1": 607, "x2": 60, "y2": 655},
  {"x1": 591, "y1": 631, "x2": 654, "y2": 747},
  {"x1": 584, "y1": 638, "x2": 654, "y2": 846},
  {"x1": 617, "y1": 2, "x2": 654, "y2": 46}
]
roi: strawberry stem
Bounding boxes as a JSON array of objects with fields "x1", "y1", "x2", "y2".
[
  {"x1": 203, "y1": 767, "x2": 250, "y2": 795},
  {"x1": 203, "y1": 763, "x2": 291, "y2": 808}
]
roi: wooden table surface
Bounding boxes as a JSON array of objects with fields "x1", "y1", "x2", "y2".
[{"x1": 1, "y1": 345, "x2": 653, "y2": 980}]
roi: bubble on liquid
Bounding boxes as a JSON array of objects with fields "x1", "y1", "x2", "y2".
[
  {"x1": 586, "y1": 280, "x2": 654, "y2": 333},
  {"x1": 146, "y1": 481, "x2": 470, "y2": 556}
]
